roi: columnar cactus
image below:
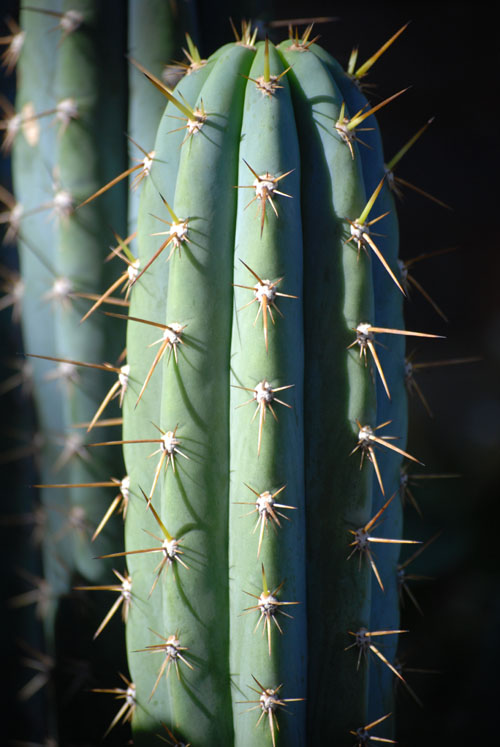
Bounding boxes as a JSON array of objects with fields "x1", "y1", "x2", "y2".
[
  {"x1": 8, "y1": 1, "x2": 129, "y2": 742},
  {"x1": 115, "y1": 31, "x2": 436, "y2": 746},
  {"x1": 2, "y1": 5, "x2": 449, "y2": 745}
]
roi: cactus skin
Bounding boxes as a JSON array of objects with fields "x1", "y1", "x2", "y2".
[
  {"x1": 10, "y1": 6, "x2": 70, "y2": 740},
  {"x1": 279, "y1": 39, "x2": 375, "y2": 742},
  {"x1": 124, "y1": 34, "x2": 407, "y2": 745},
  {"x1": 311, "y1": 44, "x2": 407, "y2": 734},
  {"x1": 12, "y1": 0, "x2": 73, "y2": 646},
  {"x1": 122, "y1": 47, "x2": 225, "y2": 744},
  {"x1": 229, "y1": 42, "x2": 307, "y2": 746},
  {"x1": 52, "y1": 0, "x2": 128, "y2": 580}
]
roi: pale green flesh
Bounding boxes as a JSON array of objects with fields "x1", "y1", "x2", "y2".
[{"x1": 228, "y1": 43, "x2": 306, "y2": 747}]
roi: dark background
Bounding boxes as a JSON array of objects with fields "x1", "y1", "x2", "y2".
[{"x1": 1, "y1": 1, "x2": 498, "y2": 744}]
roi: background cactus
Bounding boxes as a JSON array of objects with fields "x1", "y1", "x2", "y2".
[{"x1": 0, "y1": 1, "x2": 496, "y2": 747}]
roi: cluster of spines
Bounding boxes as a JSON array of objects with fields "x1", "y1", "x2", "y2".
[{"x1": 0, "y1": 9, "x2": 464, "y2": 746}]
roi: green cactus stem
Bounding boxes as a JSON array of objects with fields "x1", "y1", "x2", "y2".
[{"x1": 120, "y1": 32, "x2": 415, "y2": 744}]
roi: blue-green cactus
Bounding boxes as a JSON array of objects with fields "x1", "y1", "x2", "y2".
[{"x1": 115, "y1": 31, "x2": 435, "y2": 746}]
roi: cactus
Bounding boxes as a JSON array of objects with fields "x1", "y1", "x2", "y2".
[
  {"x1": 2, "y1": 6, "x2": 452, "y2": 745},
  {"x1": 7, "y1": 1, "x2": 129, "y2": 743},
  {"x1": 113, "y1": 31, "x2": 439, "y2": 746}
]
